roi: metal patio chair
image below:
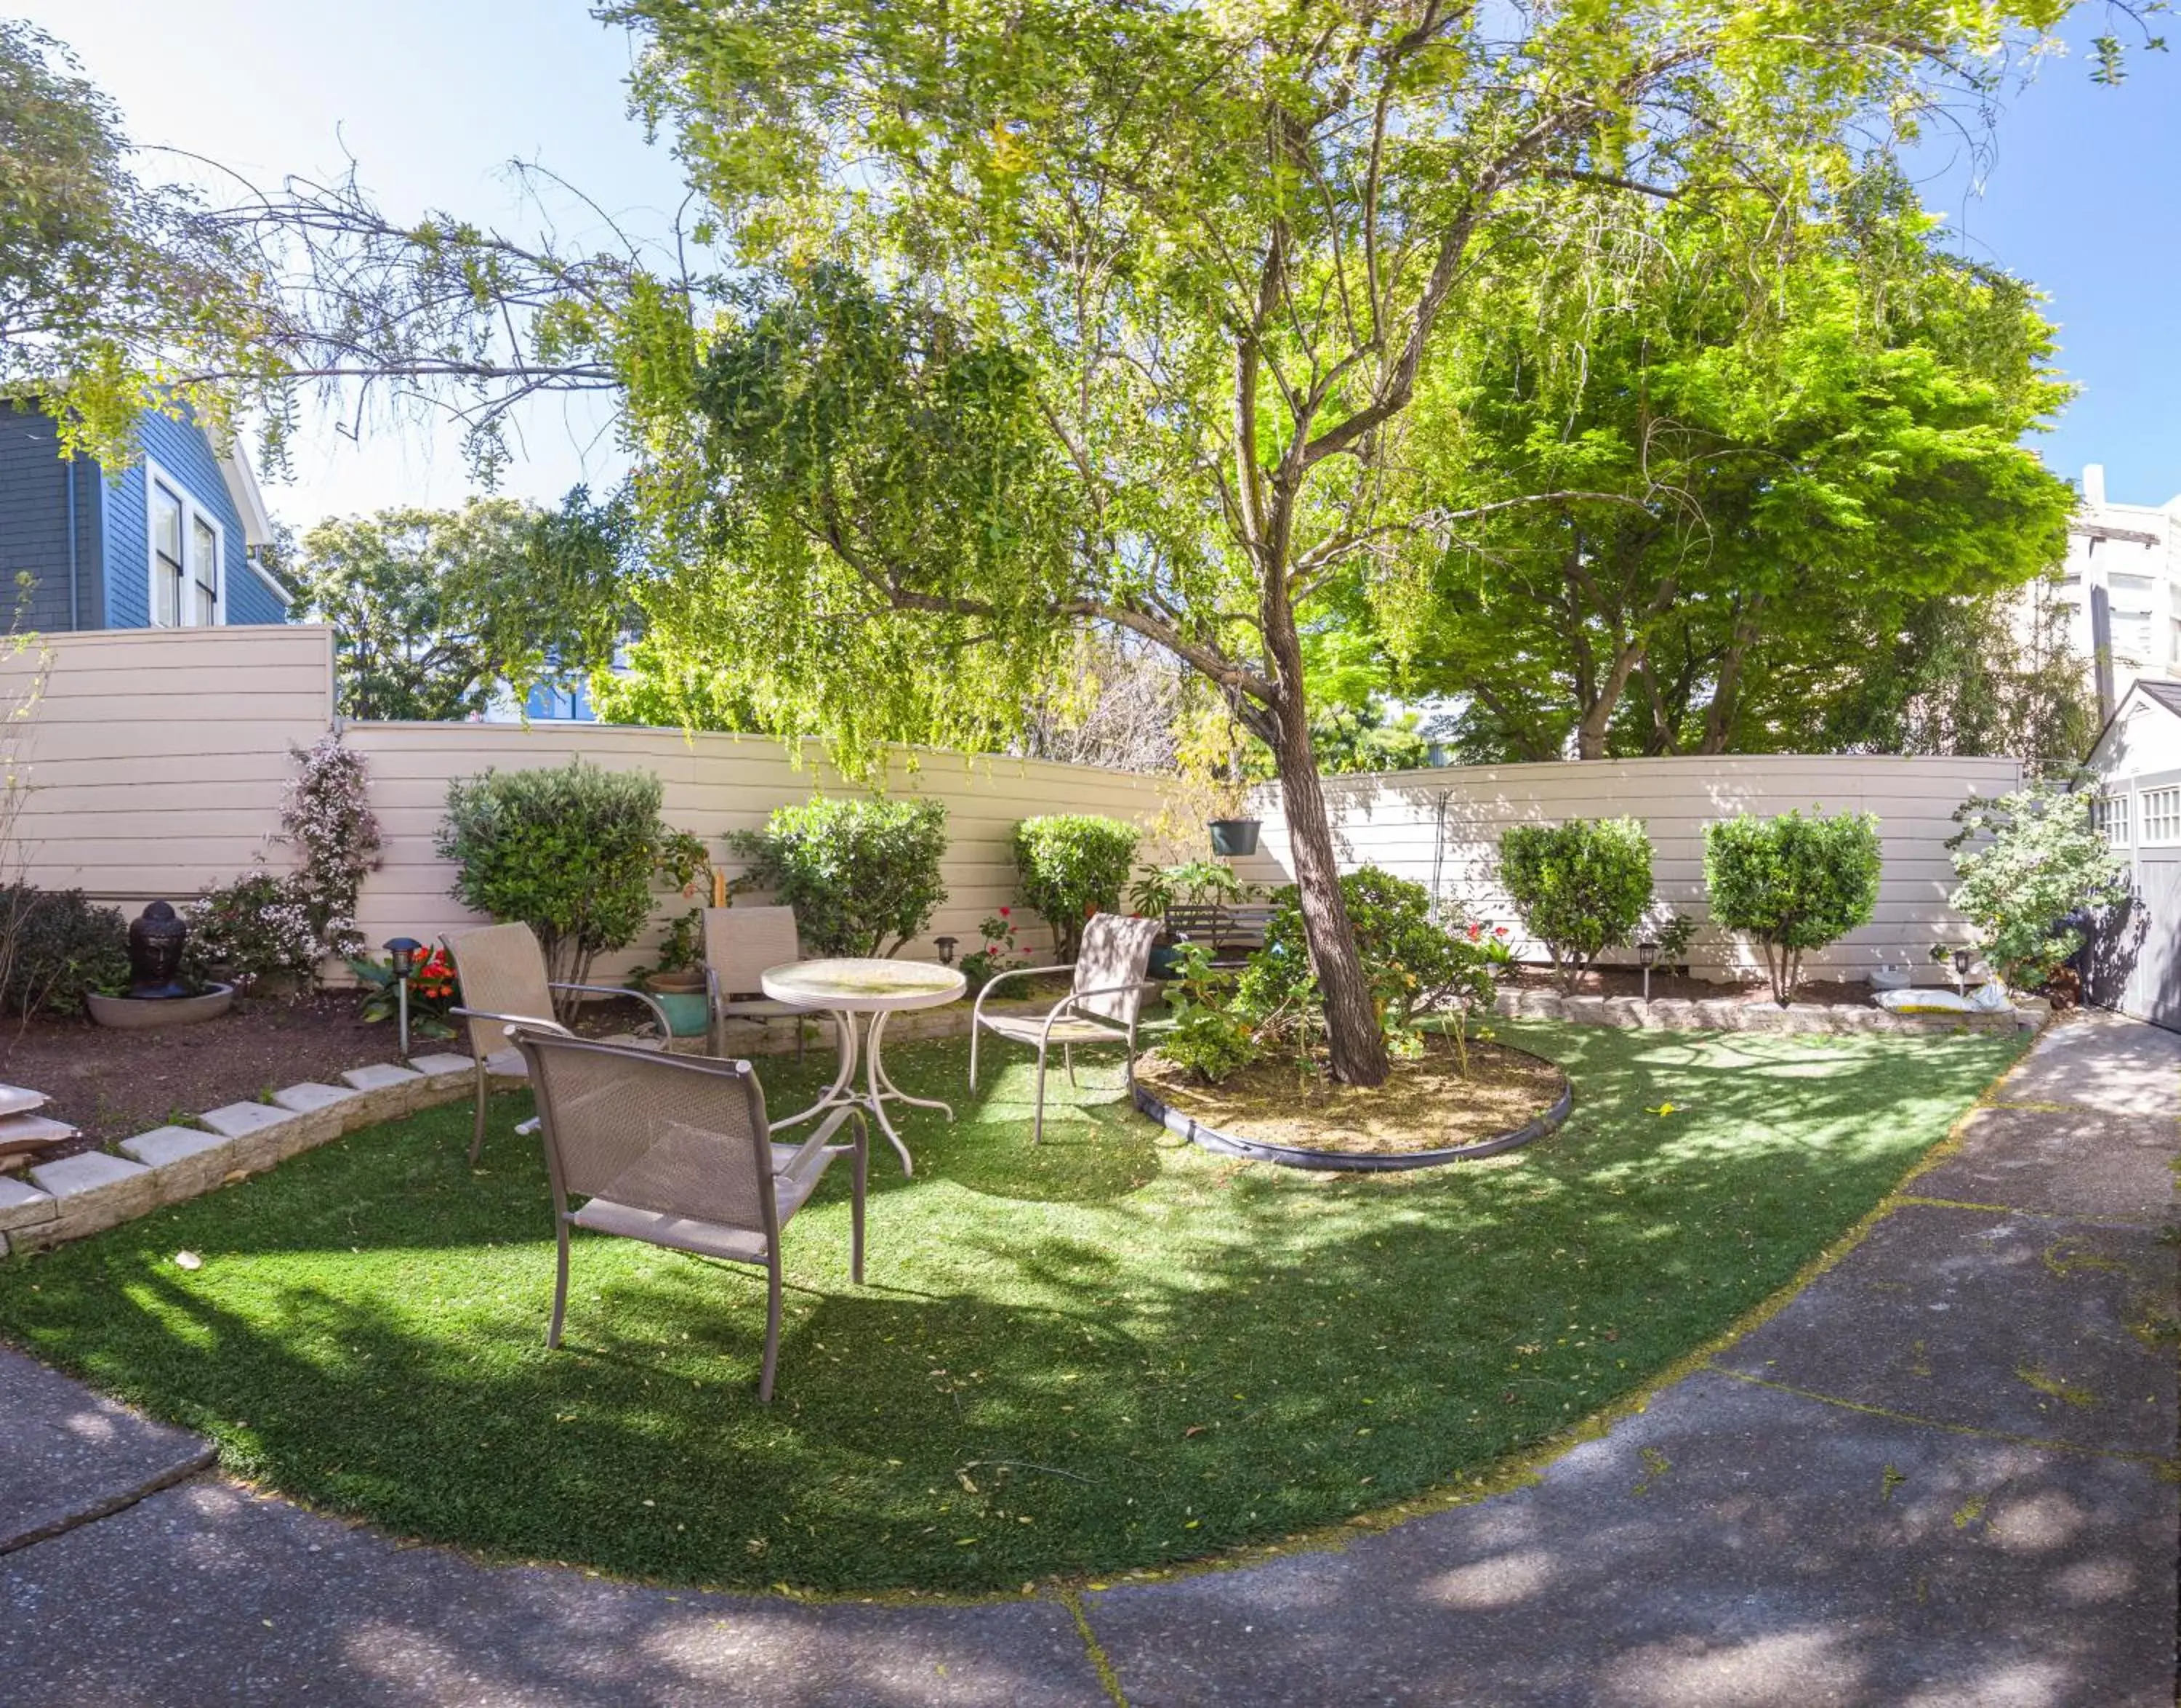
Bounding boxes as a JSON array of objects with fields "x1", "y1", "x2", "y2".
[
  {"x1": 445, "y1": 922, "x2": 672, "y2": 1165},
  {"x1": 514, "y1": 1029, "x2": 867, "y2": 1401},
  {"x1": 969, "y1": 913, "x2": 1162, "y2": 1143},
  {"x1": 702, "y1": 906, "x2": 827, "y2": 1061}
]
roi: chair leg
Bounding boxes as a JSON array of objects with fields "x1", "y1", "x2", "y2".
[
  {"x1": 968, "y1": 1021, "x2": 981, "y2": 1092},
  {"x1": 851, "y1": 1114, "x2": 867, "y2": 1286},
  {"x1": 1033, "y1": 1045, "x2": 1048, "y2": 1145},
  {"x1": 759, "y1": 1260, "x2": 783, "y2": 1403},
  {"x1": 468, "y1": 1060, "x2": 488, "y2": 1165},
  {"x1": 547, "y1": 1217, "x2": 571, "y2": 1350},
  {"x1": 1065, "y1": 1042, "x2": 1077, "y2": 1087}
]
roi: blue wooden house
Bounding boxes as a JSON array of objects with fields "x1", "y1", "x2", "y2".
[{"x1": 0, "y1": 403, "x2": 290, "y2": 632}]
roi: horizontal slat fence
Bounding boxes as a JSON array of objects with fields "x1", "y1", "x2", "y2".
[
  {"x1": 1237, "y1": 754, "x2": 2021, "y2": 980},
  {"x1": 343, "y1": 722, "x2": 1177, "y2": 977},
  {"x1": 4, "y1": 629, "x2": 2020, "y2": 987},
  {"x1": 4, "y1": 626, "x2": 334, "y2": 905}
]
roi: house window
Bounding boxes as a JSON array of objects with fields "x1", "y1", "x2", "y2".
[
  {"x1": 2142, "y1": 787, "x2": 2181, "y2": 846},
  {"x1": 2095, "y1": 794, "x2": 2132, "y2": 848},
  {"x1": 144, "y1": 461, "x2": 221, "y2": 628},
  {"x1": 2111, "y1": 572, "x2": 2157, "y2": 596},
  {"x1": 2113, "y1": 609, "x2": 2154, "y2": 661}
]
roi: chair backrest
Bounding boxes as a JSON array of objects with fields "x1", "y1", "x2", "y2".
[
  {"x1": 704, "y1": 906, "x2": 801, "y2": 999},
  {"x1": 516, "y1": 1030, "x2": 778, "y2": 1240},
  {"x1": 447, "y1": 922, "x2": 561, "y2": 1059},
  {"x1": 1072, "y1": 914, "x2": 1162, "y2": 1025}
]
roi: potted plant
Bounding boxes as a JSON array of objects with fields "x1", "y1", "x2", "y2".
[
  {"x1": 1207, "y1": 817, "x2": 1260, "y2": 857},
  {"x1": 635, "y1": 906, "x2": 710, "y2": 1037}
]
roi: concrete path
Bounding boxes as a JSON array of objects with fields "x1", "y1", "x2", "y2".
[{"x1": 1, "y1": 1016, "x2": 2173, "y2": 1706}]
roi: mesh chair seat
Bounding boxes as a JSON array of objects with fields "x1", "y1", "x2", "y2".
[
  {"x1": 574, "y1": 1138, "x2": 835, "y2": 1262},
  {"x1": 976, "y1": 1012, "x2": 1130, "y2": 1047}
]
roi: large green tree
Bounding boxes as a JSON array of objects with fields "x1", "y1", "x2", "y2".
[
  {"x1": 0, "y1": 23, "x2": 278, "y2": 464},
  {"x1": 1383, "y1": 179, "x2": 2078, "y2": 761},
  {"x1": 294, "y1": 489, "x2": 628, "y2": 722},
  {"x1": 593, "y1": 0, "x2": 2081, "y2": 1083}
]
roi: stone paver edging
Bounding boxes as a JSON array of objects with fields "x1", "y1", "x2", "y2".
[
  {"x1": 0, "y1": 1012, "x2": 2168, "y2": 1706},
  {"x1": 1491, "y1": 984, "x2": 2037, "y2": 1035}
]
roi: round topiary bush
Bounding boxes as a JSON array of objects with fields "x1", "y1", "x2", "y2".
[
  {"x1": 1703, "y1": 809, "x2": 1882, "y2": 1004},
  {"x1": 1011, "y1": 815, "x2": 1140, "y2": 962},
  {"x1": 1496, "y1": 818, "x2": 1653, "y2": 993}
]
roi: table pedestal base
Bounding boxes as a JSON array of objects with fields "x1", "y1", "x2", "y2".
[{"x1": 767, "y1": 1007, "x2": 953, "y2": 1176}]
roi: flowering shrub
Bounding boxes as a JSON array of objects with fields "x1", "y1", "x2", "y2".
[
  {"x1": 1948, "y1": 783, "x2": 2126, "y2": 991},
  {"x1": 278, "y1": 734, "x2": 382, "y2": 962},
  {"x1": 959, "y1": 910, "x2": 1027, "y2": 994},
  {"x1": 182, "y1": 736, "x2": 383, "y2": 994},
  {"x1": 186, "y1": 869, "x2": 323, "y2": 991}
]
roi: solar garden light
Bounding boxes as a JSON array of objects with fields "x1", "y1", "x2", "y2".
[
  {"x1": 385, "y1": 936, "x2": 425, "y2": 1060},
  {"x1": 1951, "y1": 946, "x2": 1974, "y2": 995},
  {"x1": 1636, "y1": 938, "x2": 1658, "y2": 1003},
  {"x1": 934, "y1": 935, "x2": 959, "y2": 967}
]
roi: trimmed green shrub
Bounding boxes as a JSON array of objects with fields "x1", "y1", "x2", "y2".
[
  {"x1": 728, "y1": 796, "x2": 949, "y2": 957},
  {"x1": 1704, "y1": 809, "x2": 1883, "y2": 1004},
  {"x1": 1948, "y1": 783, "x2": 2126, "y2": 991},
  {"x1": 1011, "y1": 815, "x2": 1140, "y2": 962},
  {"x1": 1497, "y1": 818, "x2": 1653, "y2": 993},
  {"x1": 0, "y1": 886, "x2": 128, "y2": 1015},
  {"x1": 438, "y1": 760, "x2": 669, "y2": 999}
]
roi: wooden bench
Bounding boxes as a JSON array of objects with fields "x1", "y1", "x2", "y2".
[{"x1": 1165, "y1": 902, "x2": 1279, "y2": 964}]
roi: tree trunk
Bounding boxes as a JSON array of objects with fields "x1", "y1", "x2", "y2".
[{"x1": 1267, "y1": 706, "x2": 1393, "y2": 1086}]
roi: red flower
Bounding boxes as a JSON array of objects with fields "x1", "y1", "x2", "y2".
[
  {"x1": 1467, "y1": 922, "x2": 1482, "y2": 940},
  {"x1": 998, "y1": 906, "x2": 1010, "y2": 917},
  {"x1": 1494, "y1": 925, "x2": 1509, "y2": 937}
]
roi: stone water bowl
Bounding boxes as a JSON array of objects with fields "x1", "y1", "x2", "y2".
[
  {"x1": 84, "y1": 899, "x2": 238, "y2": 1029},
  {"x1": 87, "y1": 983, "x2": 236, "y2": 1030}
]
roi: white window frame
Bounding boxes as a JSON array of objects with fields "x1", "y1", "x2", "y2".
[
  {"x1": 143, "y1": 459, "x2": 223, "y2": 629},
  {"x1": 2095, "y1": 793, "x2": 2132, "y2": 849},
  {"x1": 2142, "y1": 786, "x2": 2181, "y2": 847}
]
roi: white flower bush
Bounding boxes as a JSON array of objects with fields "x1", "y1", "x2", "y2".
[{"x1": 186, "y1": 736, "x2": 384, "y2": 990}]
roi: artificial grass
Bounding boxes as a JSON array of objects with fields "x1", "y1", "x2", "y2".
[{"x1": 0, "y1": 1022, "x2": 2020, "y2": 1595}]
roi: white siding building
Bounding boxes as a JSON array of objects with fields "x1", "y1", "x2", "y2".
[{"x1": 2049, "y1": 464, "x2": 2181, "y2": 707}]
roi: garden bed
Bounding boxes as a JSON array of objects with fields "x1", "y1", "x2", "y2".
[
  {"x1": 3, "y1": 992, "x2": 667, "y2": 1164},
  {"x1": 1134, "y1": 1035, "x2": 1569, "y2": 1169}
]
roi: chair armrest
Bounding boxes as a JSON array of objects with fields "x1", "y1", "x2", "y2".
[
  {"x1": 550, "y1": 980, "x2": 674, "y2": 1041},
  {"x1": 972, "y1": 962, "x2": 1076, "y2": 1029},
  {"x1": 775, "y1": 1103, "x2": 866, "y2": 1178},
  {"x1": 450, "y1": 1005, "x2": 570, "y2": 1054}
]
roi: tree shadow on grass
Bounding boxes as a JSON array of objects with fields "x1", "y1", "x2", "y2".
[{"x1": 0, "y1": 1023, "x2": 2025, "y2": 1594}]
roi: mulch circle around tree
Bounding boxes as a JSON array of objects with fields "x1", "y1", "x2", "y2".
[{"x1": 1134, "y1": 1034, "x2": 1571, "y2": 1169}]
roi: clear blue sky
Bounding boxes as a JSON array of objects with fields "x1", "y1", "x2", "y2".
[{"x1": 17, "y1": 3, "x2": 2181, "y2": 525}]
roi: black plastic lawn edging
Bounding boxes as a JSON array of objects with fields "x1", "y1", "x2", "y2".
[{"x1": 1131, "y1": 1046, "x2": 1573, "y2": 1172}]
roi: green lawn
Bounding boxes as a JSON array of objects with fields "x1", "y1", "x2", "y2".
[{"x1": 0, "y1": 1022, "x2": 2019, "y2": 1595}]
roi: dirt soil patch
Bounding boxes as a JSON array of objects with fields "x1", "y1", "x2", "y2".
[
  {"x1": 1136, "y1": 1034, "x2": 1567, "y2": 1156},
  {"x1": 0, "y1": 991, "x2": 665, "y2": 1164}
]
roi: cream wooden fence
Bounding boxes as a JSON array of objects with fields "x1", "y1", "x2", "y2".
[
  {"x1": 1233, "y1": 754, "x2": 2021, "y2": 980},
  {"x1": 6, "y1": 629, "x2": 2017, "y2": 983}
]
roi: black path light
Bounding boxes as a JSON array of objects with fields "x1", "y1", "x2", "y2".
[
  {"x1": 1952, "y1": 946, "x2": 1975, "y2": 996},
  {"x1": 1637, "y1": 938, "x2": 1658, "y2": 1003},
  {"x1": 934, "y1": 935, "x2": 959, "y2": 967},
  {"x1": 385, "y1": 936, "x2": 425, "y2": 1060}
]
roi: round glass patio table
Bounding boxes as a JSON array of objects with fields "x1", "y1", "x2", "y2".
[{"x1": 760, "y1": 957, "x2": 968, "y2": 1177}]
